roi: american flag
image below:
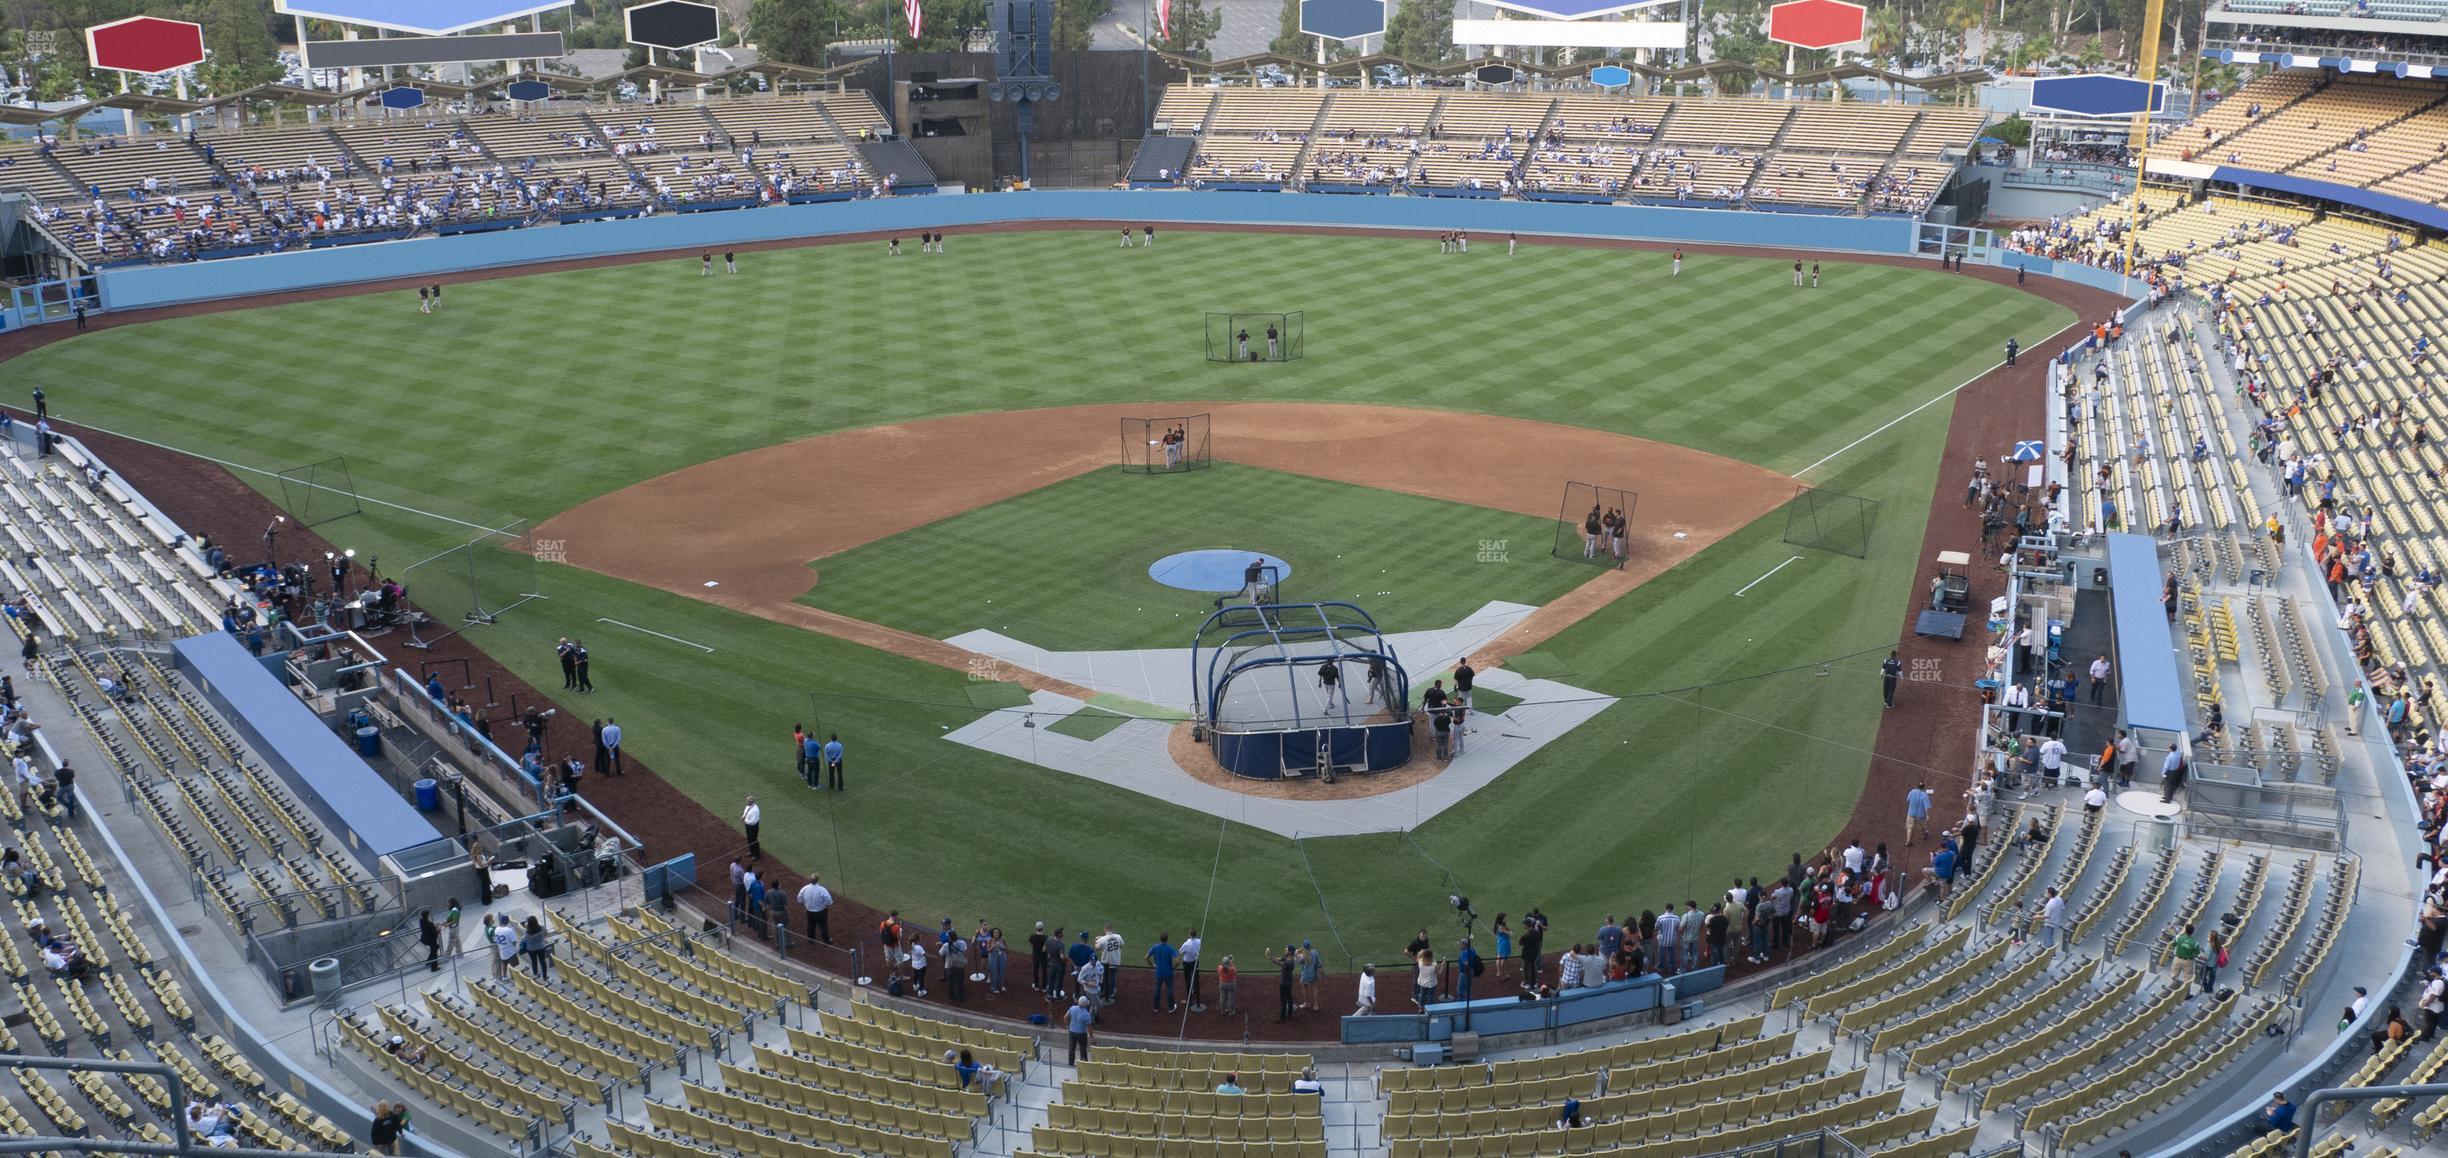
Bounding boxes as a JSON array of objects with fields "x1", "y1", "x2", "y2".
[
  {"x1": 904, "y1": 0, "x2": 923, "y2": 39},
  {"x1": 1157, "y1": 0, "x2": 1171, "y2": 41}
]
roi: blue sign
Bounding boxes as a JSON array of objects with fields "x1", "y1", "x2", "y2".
[
  {"x1": 504, "y1": 79, "x2": 552, "y2": 102},
  {"x1": 377, "y1": 85, "x2": 427, "y2": 110},
  {"x1": 277, "y1": 0, "x2": 574, "y2": 36},
  {"x1": 2028, "y1": 73, "x2": 2166, "y2": 118},
  {"x1": 2011, "y1": 440, "x2": 2044, "y2": 462},
  {"x1": 1588, "y1": 64, "x2": 1632, "y2": 87},
  {"x1": 1298, "y1": 0, "x2": 1385, "y2": 41}
]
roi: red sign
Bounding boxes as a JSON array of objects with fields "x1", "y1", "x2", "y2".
[
  {"x1": 1767, "y1": 0, "x2": 1866, "y2": 50},
  {"x1": 85, "y1": 15, "x2": 206, "y2": 75}
]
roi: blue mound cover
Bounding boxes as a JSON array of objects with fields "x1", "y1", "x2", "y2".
[{"x1": 1150, "y1": 550, "x2": 1291, "y2": 593}]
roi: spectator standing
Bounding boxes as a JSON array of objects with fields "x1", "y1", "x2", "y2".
[
  {"x1": 523, "y1": 915, "x2": 551, "y2": 978},
  {"x1": 1275, "y1": 946, "x2": 1297, "y2": 1021},
  {"x1": 557, "y1": 638, "x2": 577, "y2": 689},
  {"x1": 418, "y1": 909, "x2": 441, "y2": 972},
  {"x1": 573, "y1": 641, "x2": 592, "y2": 693},
  {"x1": 1065, "y1": 997, "x2": 1094, "y2": 1063},
  {"x1": 1456, "y1": 937, "x2": 1479, "y2": 1003},
  {"x1": 1882, "y1": 651, "x2": 1902, "y2": 708},
  {"x1": 1519, "y1": 908, "x2": 1547, "y2": 982},
  {"x1": 491, "y1": 917, "x2": 518, "y2": 978},
  {"x1": 797, "y1": 875, "x2": 832, "y2": 943},
  {"x1": 824, "y1": 734, "x2": 845, "y2": 790},
  {"x1": 1147, "y1": 933, "x2": 1178, "y2": 1013},
  {"x1": 742, "y1": 795, "x2": 761, "y2": 860},
  {"x1": 1412, "y1": 949, "x2": 1436, "y2": 1009},
  {"x1": 368, "y1": 1101, "x2": 407, "y2": 1155},
  {"x1": 2171, "y1": 924, "x2": 2202, "y2": 981},
  {"x1": 1179, "y1": 929, "x2": 1203, "y2": 1009},
  {"x1": 1096, "y1": 924, "x2": 1124, "y2": 1004},
  {"x1": 1299, "y1": 939, "x2": 1322, "y2": 1009},
  {"x1": 600, "y1": 718, "x2": 623, "y2": 775},
  {"x1": 1355, "y1": 965, "x2": 1376, "y2": 1014},
  {"x1": 1905, "y1": 784, "x2": 1932, "y2": 846}
]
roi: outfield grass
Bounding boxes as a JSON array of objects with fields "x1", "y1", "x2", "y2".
[
  {"x1": 5, "y1": 231, "x2": 2069, "y2": 958},
  {"x1": 804, "y1": 463, "x2": 1590, "y2": 652}
]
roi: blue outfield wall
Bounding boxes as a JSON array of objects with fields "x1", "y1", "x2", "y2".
[{"x1": 95, "y1": 190, "x2": 1923, "y2": 311}]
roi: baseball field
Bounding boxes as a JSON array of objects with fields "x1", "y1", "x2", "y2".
[{"x1": 9, "y1": 227, "x2": 2071, "y2": 963}]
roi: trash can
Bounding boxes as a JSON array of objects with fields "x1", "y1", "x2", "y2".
[
  {"x1": 413, "y1": 778, "x2": 439, "y2": 811},
  {"x1": 355, "y1": 726, "x2": 381, "y2": 758},
  {"x1": 309, "y1": 956, "x2": 342, "y2": 1009}
]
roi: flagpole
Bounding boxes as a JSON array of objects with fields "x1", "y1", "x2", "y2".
[{"x1": 885, "y1": 0, "x2": 896, "y2": 132}]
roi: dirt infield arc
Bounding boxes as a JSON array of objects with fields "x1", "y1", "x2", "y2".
[{"x1": 534, "y1": 402, "x2": 1799, "y2": 682}]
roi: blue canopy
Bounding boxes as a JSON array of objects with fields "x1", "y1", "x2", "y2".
[
  {"x1": 173, "y1": 631, "x2": 442, "y2": 870},
  {"x1": 2104, "y1": 533, "x2": 2189, "y2": 732}
]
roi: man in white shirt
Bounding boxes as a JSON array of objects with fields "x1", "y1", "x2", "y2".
[
  {"x1": 2038, "y1": 737, "x2": 2068, "y2": 787},
  {"x1": 1841, "y1": 841, "x2": 1866, "y2": 875},
  {"x1": 1355, "y1": 966, "x2": 1377, "y2": 1015},
  {"x1": 797, "y1": 875, "x2": 833, "y2": 945},
  {"x1": 2083, "y1": 784, "x2": 2108, "y2": 814},
  {"x1": 2040, "y1": 887, "x2": 2066, "y2": 947},
  {"x1": 491, "y1": 919, "x2": 519, "y2": 978},
  {"x1": 2115, "y1": 730, "x2": 2139, "y2": 790},
  {"x1": 741, "y1": 795, "x2": 761, "y2": 861},
  {"x1": 1179, "y1": 930, "x2": 1204, "y2": 1010},
  {"x1": 2087, "y1": 655, "x2": 2112, "y2": 704}
]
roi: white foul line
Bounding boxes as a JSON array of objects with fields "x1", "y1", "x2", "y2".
[
  {"x1": 1734, "y1": 556, "x2": 1805, "y2": 598},
  {"x1": 1794, "y1": 317, "x2": 2087, "y2": 478},
  {"x1": 595, "y1": 617, "x2": 715, "y2": 653}
]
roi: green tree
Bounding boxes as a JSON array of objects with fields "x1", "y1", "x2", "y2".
[
  {"x1": 1054, "y1": 0, "x2": 1112, "y2": 50},
  {"x1": 1152, "y1": 0, "x2": 1219, "y2": 58},
  {"x1": 197, "y1": 0, "x2": 283, "y2": 94},
  {"x1": 1268, "y1": 0, "x2": 1305, "y2": 56},
  {"x1": 747, "y1": 0, "x2": 832, "y2": 64},
  {"x1": 1381, "y1": 0, "x2": 1452, "y2": 63}
]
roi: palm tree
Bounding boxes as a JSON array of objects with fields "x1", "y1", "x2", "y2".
[
  {"x1": 1866, "y1": 9, "x2": 1907, "y2": 101},
  {"x1": 1943, "y1": 0, "x2": 1984, "y2": 70}
]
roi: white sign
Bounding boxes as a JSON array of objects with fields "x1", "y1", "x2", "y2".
[{"x1": 1453, "y1": 17, "x2": 1683, "y2": 47}]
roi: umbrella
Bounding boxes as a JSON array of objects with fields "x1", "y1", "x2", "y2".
[
  {"x1": 1975, "y1": 135, "x2": 2009, "y2": 144},
  {"x1": 2010, "y1": 440, "x2": 2045, "y2": 461}
]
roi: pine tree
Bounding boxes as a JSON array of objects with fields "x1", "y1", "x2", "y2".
[
  {"x1": 199, "y1": 0, "x2": 285, "y2": 94},
  {"x1": 747, "y1": 0, "x2": 832, "y2": 65},
  {"x1": 1381, "y1": 0, "x2": 1453, "y2": 63}
]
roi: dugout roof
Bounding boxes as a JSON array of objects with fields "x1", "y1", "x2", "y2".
[{"x1": 2103, "y1": 532, "x2": 2189, "y2": 734}]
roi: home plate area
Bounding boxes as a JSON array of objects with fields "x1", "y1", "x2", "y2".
[{"x1": 939, "y1": 601, "x2": 1618, "y2": 837}]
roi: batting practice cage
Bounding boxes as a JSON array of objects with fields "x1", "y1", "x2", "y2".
[
  {"x1": 1781, "y1": 487, "x2": 1881, "y2": 558},
  {"x1": 1205, "y1": 312, "x2": 1305, "y2": 363},
  {"x1": 1551, "y1": 481, "x2": 1639, "y2": 566},
  {"x1": 276, "y1": 456, "x2": 363, "y2": 527},
  {"x1": 400, "y1": 520, "x2": 543, "y2": 647},
  {"x1": 1191, "y1": 601, "x2": 1411, "y2": 781},
  {"x1": 1120, "y1": 414, "x2": 1213, "y2": 473}
]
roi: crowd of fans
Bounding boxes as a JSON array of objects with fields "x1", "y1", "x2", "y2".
[{"x1": 17, "y1": 103, "x2": 883, "y2": 265}]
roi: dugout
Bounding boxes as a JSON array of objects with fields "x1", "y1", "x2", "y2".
[{"x1": 1191, "y1": 601, "x2": 1411, "y2": 780}]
